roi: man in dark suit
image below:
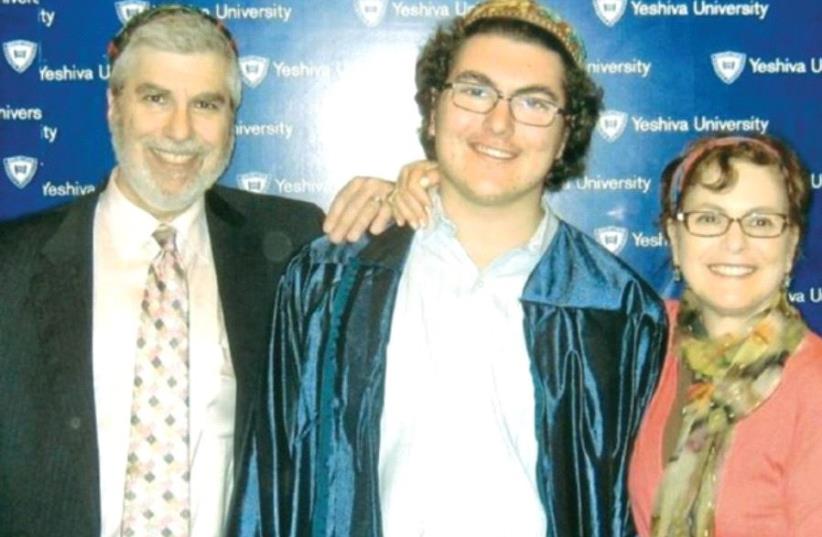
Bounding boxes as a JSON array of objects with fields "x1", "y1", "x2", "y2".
[{"x1": 0, "y1": 6, "x2": 389, "y2": 536}]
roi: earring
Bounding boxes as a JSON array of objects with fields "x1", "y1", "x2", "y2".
[
  {"x1": 673, "y1": 266, "x2": 682, "y2": 283},
  {"x1": 783, "y1": 273, "x2": 792, "y2": 289}
]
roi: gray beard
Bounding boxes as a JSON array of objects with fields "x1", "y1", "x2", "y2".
[{"x1": 110, "y1": 119, "x2": 233, "y2": 215}]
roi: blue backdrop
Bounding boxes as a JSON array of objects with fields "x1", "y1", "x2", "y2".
[{"x1": 1, "y1": 0, "x2": 820, "y2": 331}]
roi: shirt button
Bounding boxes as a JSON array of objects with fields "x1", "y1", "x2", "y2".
[{"x1": 67, "y1": 416, "x2": 82, "y2": 430}]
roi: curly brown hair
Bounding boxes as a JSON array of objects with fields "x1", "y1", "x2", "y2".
[
  {"x1": 660, "y1": 133, "x2": 812, "y2": 242},
  {"x1": 414, "y1": 16, "x2": 603, "y2": 191}
]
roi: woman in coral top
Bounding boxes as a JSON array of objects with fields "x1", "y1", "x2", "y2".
[{"x1": 628, "y1": 134, "x2": 822, "y2": 537}]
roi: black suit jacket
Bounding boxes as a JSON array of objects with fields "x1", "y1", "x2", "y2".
[{"x1": 0, "y1": 185, "x2": 323, "y2": 536}]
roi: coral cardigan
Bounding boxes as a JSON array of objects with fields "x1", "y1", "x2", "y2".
[{"x1": 629, "y1": 301, "x2": 822, "y2": 537}]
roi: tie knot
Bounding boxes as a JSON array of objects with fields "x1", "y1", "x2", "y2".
[{"x1": 152, "y1": 225, "x2": 178, "y2": 251}]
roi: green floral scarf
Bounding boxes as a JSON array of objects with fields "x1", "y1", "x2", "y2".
[{"x1": 651, "y1": 288, "x2": 807, "y2": 537}]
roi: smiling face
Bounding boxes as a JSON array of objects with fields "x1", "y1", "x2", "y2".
[
  {"x1": 667, "y1": 158, "x2": 800, "y2": 336},
  {"x1": 429, "y1": 33, "x2": 569, "y2": 213},
  {"x1": 108, "y1": 47, "x2": 235, "y2": 219}
]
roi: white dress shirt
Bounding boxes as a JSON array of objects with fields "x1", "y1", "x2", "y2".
[
  {"x1": 93, "y1": 178, "x2": 236, "y2": 537},
  {"x1": 379, "y1": 193, "x2": 558, "y2": 537}
]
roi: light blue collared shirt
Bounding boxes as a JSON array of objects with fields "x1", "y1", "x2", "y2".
[{"x1": 378, "y1": 192, "x2": 558, "y2": 537}]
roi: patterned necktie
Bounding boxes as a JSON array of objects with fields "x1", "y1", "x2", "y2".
[{"x1": 122, "y1": 225, "x2": 191, "y2": 536}]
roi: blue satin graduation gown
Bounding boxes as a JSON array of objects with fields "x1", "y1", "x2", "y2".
[{"x1": 234, "y1": 221, "x2": 667, "y2": 537}]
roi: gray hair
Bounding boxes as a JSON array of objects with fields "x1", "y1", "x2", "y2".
[{"x1": 108, "y1": 7, "x2": 242, "y2": 110}]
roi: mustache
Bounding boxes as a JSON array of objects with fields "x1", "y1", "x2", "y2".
[{"x1": 146, "y1": 138, "x2": 207, "y2": 156}]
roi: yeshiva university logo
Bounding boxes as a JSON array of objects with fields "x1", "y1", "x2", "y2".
[
  {"x1": 594, "y1": 226, "x2": 629, "y2": 255},
  {"x1": 711, "y1": 51, "x2": 747, "y2": 84},
  {"x1": 596, "y1": 110, "x2": 629, "y2": 142},
  {"x1": 239, "y1": 56, "x2": 270, "y2": 88},
  {"x1": 4, "y1": 156, "x2": 39, "y2": 189},
  {"x1": 237, "y1": 172, "x2": 271, "y2": 194},
  {"x1": 593, "y1": 0, "x2": 627, "y2": 27},
  {"x1": 3, "y1": 40, "x2": 37, "y2": 74},
  {"x1": 115, "y1": 1, "x2": 150, "y2": 24},
  {"x1": 354, "y1": 0, "x2": 388, "y2": 27}
]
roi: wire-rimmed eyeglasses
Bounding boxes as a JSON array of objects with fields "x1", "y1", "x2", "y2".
[
  {"x1": 676, "y1": 211, "x2": 791, "y2": 238},
  {"x1": 442, "y1": 81, "x2": 567, "y2": 127}
]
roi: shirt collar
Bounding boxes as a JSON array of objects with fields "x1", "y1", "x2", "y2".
[
  {"x1": 422, "y1": 189, "x2": 558, "y2": 258},
  {"x1": 97, "y1": 172, "x2": 208, "y2": 261}
]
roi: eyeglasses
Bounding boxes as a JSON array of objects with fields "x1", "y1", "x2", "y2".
[
  {"x1": 442, "y1": 81, "x2": 567, "y2": 127},
  {"x1": 676, "y1": 211, "x2": 791, "y2": 238}
]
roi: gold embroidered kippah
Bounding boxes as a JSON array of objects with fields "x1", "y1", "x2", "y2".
[{"x1": 463, "y1": 0, "x2": 587, "y2": 67}]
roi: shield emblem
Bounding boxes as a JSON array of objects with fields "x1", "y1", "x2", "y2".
[
  {"x1": 115, "y1": 1, "x2": 150, "y2": 25},
  {"x1": 3, "y1": 40, "x2": 38, "y2": 74},
  {"x1": 711, "y1": 51, "x2": 747, "y2": 85},
  {"x1": 593, "y1": 0, "x2": 627, "y2": 27},
  {"x1": 594, "y1": 226, "x2": 629, "y2": 255},
  {"x1": 237, "y1": 172, "x2": 270, "y2": 194},
  {"x1": 239, "y1": 56, "x2": 270, "y2": 88},
  {"x1": 3, "y1": 155, "x2": 39, "y2": 189},
  {"x1": 596, "y1": 110, "x2": 628, "y2": 142},
  {"x1": 354, "y1": 0, "x2": 387, "y2": 27}
]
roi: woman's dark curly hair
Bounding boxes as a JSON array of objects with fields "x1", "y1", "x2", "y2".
[{"x1": 414, "y1": 16, "x2": 603, "y2": 191}]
